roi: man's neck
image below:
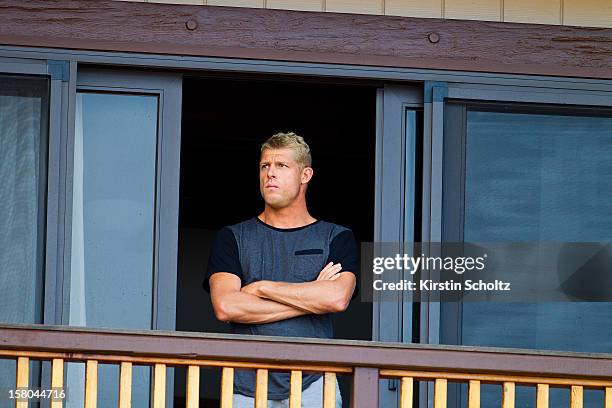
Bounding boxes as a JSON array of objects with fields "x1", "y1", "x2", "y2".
[{"x1": 258, "y1": 206, "x2": 316, "y2": 229}]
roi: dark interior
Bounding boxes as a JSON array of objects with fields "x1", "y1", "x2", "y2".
[{"x1": 174, "y1": 74, "x2": 378, "y2": 407}]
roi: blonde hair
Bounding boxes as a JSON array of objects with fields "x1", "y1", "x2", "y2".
[{"x1": 260, "y1": 132, "x2": 312, "y2": 170}]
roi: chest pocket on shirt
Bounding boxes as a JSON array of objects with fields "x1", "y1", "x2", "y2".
[{"x1": 293, "y1": 249, "x2": 325, "y2": 281}]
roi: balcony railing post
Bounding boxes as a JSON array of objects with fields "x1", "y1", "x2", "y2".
[{"x1": 351, "y1": 367, "x2": 379, "y2": 408}]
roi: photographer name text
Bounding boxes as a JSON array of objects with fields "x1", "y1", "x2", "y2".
[{"x1": 373, "y1": 279, "x2": 511, "y2": 292}]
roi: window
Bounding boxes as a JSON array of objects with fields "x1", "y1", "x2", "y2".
[
  {"x1": 0, "y1": 72, "x2": 50, "y2": 406},
  {"x1": 441, "y1": 102, "x2": 612, "y2": 407}
]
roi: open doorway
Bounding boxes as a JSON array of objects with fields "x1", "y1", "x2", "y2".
[{"x1": 174, "y1": 73, "x2": 377, "y2": 407}]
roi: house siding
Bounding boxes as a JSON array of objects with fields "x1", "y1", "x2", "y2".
[{"x1": 113, "y1": 0, "x2": 612, "y2": 28}]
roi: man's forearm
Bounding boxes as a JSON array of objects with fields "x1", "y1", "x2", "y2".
[
  {"x1": 253, "y1": 275, "x2": 354, "y2": 315},
  {"x1": 217, "y1": 291, "x2": 308, "y2": 324}
]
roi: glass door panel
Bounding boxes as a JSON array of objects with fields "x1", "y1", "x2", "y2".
[
  {"x1": 67, "y1": 91, "x2": 159, "y2": 408},
  {"x1": 0, "y1": 73, "x2": 49, "y2": 399},
  {"x1": 72, "y1": 91, "x2": 157, "y2": 331},
  {"x1": 376, "y1": 85, "x2": 423, "y2": 408},
  {"x1": 0, "y1": 74, "x2": 48, "y2": 324},
  {"x1": 443, "y1": 104, "x2": 612, "y2": 408},
  {"x1": 65, "y1": 68, "x2": 181, "y2": 408}
]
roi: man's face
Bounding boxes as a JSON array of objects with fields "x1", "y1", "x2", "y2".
[{"x1": 259, "y1": 148, "x2": 311, "y2": 209}]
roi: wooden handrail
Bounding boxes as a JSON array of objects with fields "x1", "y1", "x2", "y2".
[
  {"x1": 0, "y1": 349, "x2": 352, "y2": 373},
  {"x1": 1, "y1": 324, "x2": 612, "y2": 408},
  {"x1": 379, "y1": 370, "x2": 612, "y2": 388},
  {"x1": 1, "y1": 324, "x2": 610, "y2": 380}
]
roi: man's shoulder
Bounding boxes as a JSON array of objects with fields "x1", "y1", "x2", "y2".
[
  {"x1": 315, "y1": 220, "x2": 353, "y2": 240},
  {"x1": 223, "y1": 217, "x2": 257, "y2": 233},
  {"x1": 212, "y1": 218, "x2": 257, "y2": 246}
]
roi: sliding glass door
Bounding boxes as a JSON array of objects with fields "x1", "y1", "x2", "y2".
[
  {"x1": 0, "y1": 71, "x2": 49, "y2": 404},
  {"x1": 441, "y1": 102, "x2": 612, "y2": 408},
  {"x1": 68, "y1": 89, "x2": 159, "y2": 407},
  {"x1": 374, "y1": 85, "x2": 423, "y2": 408},
  {"x1": 0, "y1": 54, "x2": 75, "y2": 403},
  {"x1": 63, "y1": 68, "x2": 182, "y2": 408},
  {"x1": 0, "y1": 74, "x2": 48, "y2": 327}
]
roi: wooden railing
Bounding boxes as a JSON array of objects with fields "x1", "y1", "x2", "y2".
[
  {"x1": 2, "y1": 349, "x2": 347, "y2": 408},
  {"x1": 379, "y1": 370, "x2": 612, "y2": 408},
  {"x1": 0, "y1": 324, "x2": 611, "y2": 407}
]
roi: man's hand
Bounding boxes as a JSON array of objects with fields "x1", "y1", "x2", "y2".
[{"x1": 316, "y1": 262, "x2": 343, "y2": 281}]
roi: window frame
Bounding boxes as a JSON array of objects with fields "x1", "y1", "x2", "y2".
[
  {"x1": 73, "y1": 67, "x2": 182, "y2": 333},
  {"x1": 428, "y1": 83, "x2": 612, "y2": 341},
  {"x1": 2, "y1": 45, "x2": 612, "y2": 408},
  {"x1": 0, "y1": 57, "x2": 74, "y2": 327},
  {"x1": 423, "y1": 83, "x2": 612, "y2": 408},
  {"x1": 422, "y1": 80, "x2": 612, "y2": 344},
  {"x1": 0, "y1": 56, "x2": 74, "y2": 404}
]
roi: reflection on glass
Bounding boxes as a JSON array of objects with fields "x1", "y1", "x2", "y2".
[
  {"x1": 68, "y1": 91, "x2": 158, "y2": 407},
  {"x1": 0, "y1": 75, "x2": 48, "y2": 324},
  {"x1": 0, "y1": 74, "x2": 49, "y2": 398},
  {"x1": 460, "y1": 110, "x2": 612, "y2": 407}
]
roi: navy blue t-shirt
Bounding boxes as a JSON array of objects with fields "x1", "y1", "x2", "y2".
[{"x1": 203, "y1": 217, "x2": 359, "y2": 400}]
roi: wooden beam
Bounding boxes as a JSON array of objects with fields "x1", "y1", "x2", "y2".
[
  {"x1": 220, "y1": 367, "x2": 234, "y2": 408},
  {"x1": 323, "y1": 372, "x2": 336, "y2": 408},
  {"x1": 351, "y1": 367, "x2": 378, "y2": 408},
  {"x1": 400, "y1": 377, "x2": 413, "y2": 408},
  {"x1": 153, "y1": 363, "x2": 166, "y2": 408},
  {"x1": 51, "y1": 359, "x2": 64, "y2": 408},
  {"x1": 1, "y1": 325, "x2": 611, "y2": 384},
  {"x1": 0, "y1": 348, "x2": 351, "y2": 373},
  {"x1": 85, "y1": 360, "x2": 98, "y2": 408},
  {"x1": 119, "y1": 362, "x2": 132, "y2": 408},
  {"x1": 0, "y1": 0, "x2": 610, "y2": 79},
  {"x1": 570, "y1": 385, "x2": 583, "y2": 408},
  {"x1": 502, "y1": 382, "x2": 515, "y2": 408},
  {"x1": 255, "y1": 369, "x2": 268, "y2": 408},
  {"x1": 16, "y1": 357, "x2": 29, "y2": 408},
  {"x1": 379, "y1": 370, "x2": 612, "y2": 388},
  {"x1": 468, "y1": 380, "x2": 480, "y2": 408},
  {"x1": 536, "y1": 384, "x2": 549, "y2": 408},
  {"x1": 289, "y1": 370, "x2": 302, "y2": 408},
  {"x1": 434, "y1": 378, "x2": 447, "y2": 408},
  {"x1": 186, "y1": 365, "x2": 200, "y2": 408}
]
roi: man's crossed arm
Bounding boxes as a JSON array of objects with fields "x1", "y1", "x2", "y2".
[{"x1": 209, "y1": 262, "x2": 356, "y2": 324}]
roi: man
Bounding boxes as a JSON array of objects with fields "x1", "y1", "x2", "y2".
[{"x1": 203, "y1": 132, "x2": 358, "y2": 408}]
